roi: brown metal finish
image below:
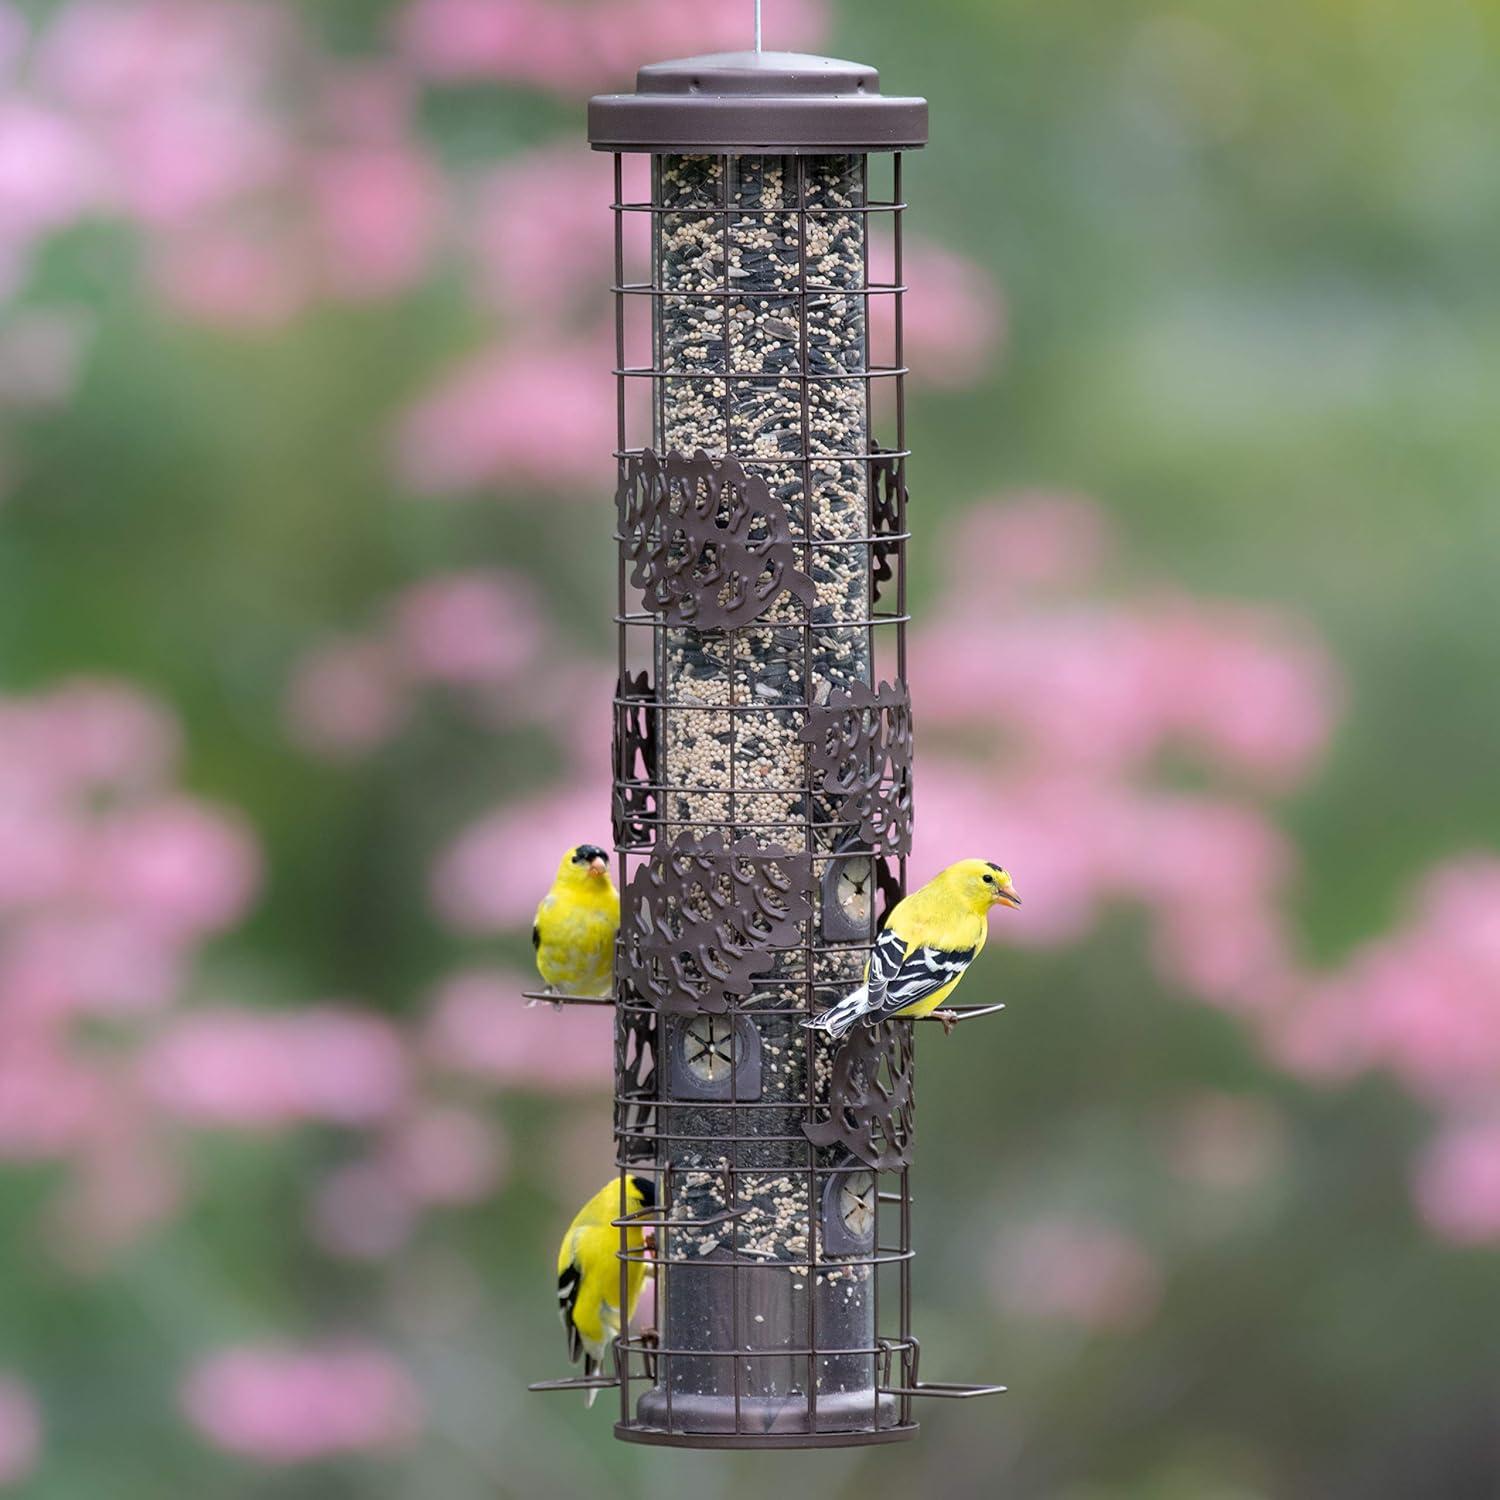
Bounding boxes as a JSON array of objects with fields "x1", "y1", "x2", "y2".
[
  {"x1": 589, "y1": 51, "x2": 928, "y2": 154},
  {"x1": 534, "y1": 51, "x2": 995, "y2": 1448},
  {"x1": 803, "y1": 1020, "x2": 916, "y2": 1171},
  {"x1": 618, "y1": 449, "x2": 817, "y2": 629}
]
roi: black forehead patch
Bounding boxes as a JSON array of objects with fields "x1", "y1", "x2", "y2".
[
  {"x1": 986, "y1": 861, "x2": 1004, "y2": 873},
  {"x1": 572, "y1": 844, "x2": 608, "y2": 863}
]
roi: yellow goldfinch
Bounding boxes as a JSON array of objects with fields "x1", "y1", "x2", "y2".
[
  {"x1": 533, "y1": 844, "x2": 619, "y2": 998},
  {"x1": 557, "y1": 1173, "x2": 656, "y2": 1406},
  {"x1": 805, "y1": 859, "x2": 1021, "y2": 1039}
]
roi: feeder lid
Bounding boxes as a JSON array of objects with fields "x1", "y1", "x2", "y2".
[{"x1": 588, "y1": 51, "x2": 927, "y2": 153}]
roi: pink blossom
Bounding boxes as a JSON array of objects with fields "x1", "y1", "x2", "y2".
[
  {"x1": 0, "y1": 1041, "x2": 99, "y2": 1159},
  {"x1": 396, "y1": 338, "x2": 615, "y2": 496},
  {"x1": 871, "y1": 239, "x2": 1005, "y2": 387},
  {"x1": 142, "y1": 1007, "x2": 409, "y2": 1128},
  {"x1": 389, "y1": 570, "x2": 542, "y2": 686},
  {"x1": 1163, "y1": 1093, "x2": 1286, "y2": 1190},
  {"x1": 1413, "y1": 1115, "x2": 1500, "y2": 1245},
  {"x1": 383, "y1": 1105, "x2": 505, "y2": 1204},
  {"x1": 283, "y1": 635, "x2": 408, "y2": 761},
  {"x1": 319, "y1": 63, "x2": 418, "y2": 144},
  {"x1": 89, "y1": 797, "x2": 261, "y2": 937},
  {"x1": 0, "y1": 99, "x2": 99, "y2": 240},
  {"x1": 181, "y1": 1345, "x2": 422, "y2": 1463},
  {"x1": 309, "y1": 1161, "x2": 417, "y2": 1263},
  {"x1": 947, "y1": 492, "x2": 1115, "y2": 594},
  {"x1": 430, "y1": 772, "x2": 611, "y2": 933},
  {"x1": 27, "y1": 678, "x2": 180, "y2": 792},
  {"x1": 151, "y1": 225, "x2": 307, "y2": 328},
  {"x1": 397, "y1": 0, "x2": 830, "y2": 91},
  {"x1": 991, "y1": 1216, "x2": 1163, "y2": 1331},
  {"x1": 469, "y1": 147, "x2": 613, "y2": 324},
  {"x1": 1266, "y1": 856, "x2": 1500, "y2": 1107},
  {"x1": 311, "y1": 145, "x2": 440, "y2": 300},
  {"x1": 0, "y1": 1375, "x2": 41, "y2": 1488},
  {"x1": 0, "y1": 913, "x2": 182, "y2": 1020},
  {"x1": 424, "y1": 968, "x2": 613, "y2": 1091},
  {"x1": 0, "y1": 7, "x2": 27, "y2": 82}
]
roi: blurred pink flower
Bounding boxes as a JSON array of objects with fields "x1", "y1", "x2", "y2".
[
  {"x1": 991, "y1": 1216, "x2": 1163, "y2": 1331},
  {"x1": 181, "y1": 1345, "x2": 422, "y2": 1463},
  {"x1": 383, "y1": 1104, "x2": 505, "y2": 1204},
  {"x1": 424, "y1": 968, "x2": 613, "y2": 1091},
  {"x1": 46, "y1": 1123, "x2": 183, "y2": 1261},
  {"x1": 283, "y1": 635, "x2": 409, "y2": 761},
  {"x1": 469, "y1": 146, "x2": 613, "y2": 325},
  {"x1": 27, "y1": 678, "x2": 180, "y2": 792},
  {"x1": 1414, "y1": 1115, "x2": 1500, "y2": 1246},
  {"x1": 389, "y1": 570, "x2": 542, "y2": 686},
  {"x1": 397, "y1": 0, "x2": 830, "y2": 91},
  {"x1": 396, "y1": 338, "x2": 615, "y2": 496},
  {"x1": 430, "y1": 771, "x2": 610, "y2": 932},
  {"x1": 89, "y1": 798, "x2": 261, "y2": 937},
  {"x1": 142, "y1": 1007, "x2": 410, "y2": 1128},
  {"x1": 319, "y1": 63, "x2": 418, "y2": 144},
  {"x1": 0, "y1": 1041, "x2": 98, "y2": 1160},
  {"x1": 1267, "y1": 856, "x2": 1500, "y2": 1107},
  {"x1": 871, "y1": 239, "x2": 1005, "y2": 387},
  {"x1": 1163, "y1": 1093, "x2": 1287, "y2": 1190},
  {"x1": 0, "y1": 1375, "x2": 41, "y2": 1488},
  {"x1": 0, "y1": 914, "x2": 182, "y2": 1020},
  {"x1": 151, "y1": 225, "x2": 307, "y2": 328},
  {"x1": 311, "y1": 145, "x2": 440, "y2": 300},
  {"x1": 309, "y1": 1161, "x2": 418, "y2": 1263},
  {"x1": 0, "y1": 98, "x2": 99, "y2": 242},
  {"x1": 948, "y1": 491, "x2": 1116, "y2": 595}
]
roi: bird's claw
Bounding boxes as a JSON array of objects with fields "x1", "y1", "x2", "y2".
[{"x1": 934, "y1": 1009, "x2": 960, "y2": 1036}]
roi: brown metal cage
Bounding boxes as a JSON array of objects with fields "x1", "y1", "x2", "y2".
[{"x1": 528, "y1": 49, "x2": 1003, "y2": 1449}]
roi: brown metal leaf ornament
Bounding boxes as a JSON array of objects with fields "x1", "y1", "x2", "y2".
[
  {"x1": 804, "y1": 1020, "x2": 915, "y2": 1171},
  {"x1": 618, "y1": 449, "x2": 817, "y2": 630},
  {"x1": 803, "y1": 680, "x2": 914, "y2": 856},
  {"x1": 619, "y1": 833, "x2": 813, "y2": 1015},
  {"x1": 613, "y1": 669, "x2": 658, "y2": 850},
  {"x1": 870, "y1": 448, "x2": 906, "y2": 607}
]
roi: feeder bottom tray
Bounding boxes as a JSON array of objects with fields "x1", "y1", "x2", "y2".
[{"x1": 624, "y1": 1387, "x2": 907, "y2": 1447}]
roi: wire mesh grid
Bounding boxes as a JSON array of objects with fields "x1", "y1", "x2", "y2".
[{"x1": 529, "y1": 147, "x2": 1001, "y2": 1447}]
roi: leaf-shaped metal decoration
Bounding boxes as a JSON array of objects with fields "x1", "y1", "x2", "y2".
[
  {"x1": 612, "y1": 669, "x2": 658, "y2": 850},
  {"x1": 619, "y1": 832, "x2": 813, "y2": 1015},
  {"x1": 804, "y1": 1020, "x2": 915, "y2": 1172},
  {"x1": 618, "y1": 449, "x2": 817, "y2": 630},
  {"x1": 869, "y1": 448, "x2": 907, "y2": 607},
  {"x1": 803, "y1": 680, "x2": 914, "y2": 857}
]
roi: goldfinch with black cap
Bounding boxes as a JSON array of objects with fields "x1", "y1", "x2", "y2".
[
  {"x1": 533, "y1": 844, "x2": 619, "y2": 999},
  {"x1": 557, "y1": 1173, "x2": 656, "y2": 1406},
  {"x1": 804, "y1": 859, "x2": 1021, "y2": 1038}
]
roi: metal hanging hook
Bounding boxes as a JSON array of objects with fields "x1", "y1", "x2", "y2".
[{"x1": 754, "y1": 0, "x2": 762, "y2": 52}]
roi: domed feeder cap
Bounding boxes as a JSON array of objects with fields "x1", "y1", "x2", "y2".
[{"x1": 588, "y1": 50, "x2": 927, "y2": 153}]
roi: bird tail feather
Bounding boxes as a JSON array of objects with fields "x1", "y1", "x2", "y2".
[
  {"x1": 584, "y1": 1354, "x2": 600, "y2": 1408},
  {"x1": 802, "y1": 984, "x2": 871, "y2": 1040}
]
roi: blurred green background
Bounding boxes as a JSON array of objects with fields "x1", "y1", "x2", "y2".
[{"x1": 2, "y1": 0, "x2": 1499, "y2": 1496}]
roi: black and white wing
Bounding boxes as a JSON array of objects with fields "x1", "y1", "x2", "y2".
[
  {"x1": 557, "y1": 1259, "x2": 583, "y2": 1363},
  {"x1": 866, "y1": 929, "x2": 978, "y2": 1021}
]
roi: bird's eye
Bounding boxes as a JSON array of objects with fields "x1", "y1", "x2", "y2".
[{"x1": 982, "y1": 873, "x2": 995, "y2": 885}]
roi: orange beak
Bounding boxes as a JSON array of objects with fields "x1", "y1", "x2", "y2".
[
  {"x1": 588, "y1": 855, "x2": 609, "y2": 878},
  {"x1": 995, "y1": 884, "x2": 1022, "y2": 908}
]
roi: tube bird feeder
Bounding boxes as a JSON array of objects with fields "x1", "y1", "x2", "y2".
[{"x1": 530, "y1": 45, "x2": 1003, "y2": 1448}]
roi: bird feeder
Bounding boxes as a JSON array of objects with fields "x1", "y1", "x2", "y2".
[{"x1": 529, "y1": 43, "x2": 1004, "y2": 1448}]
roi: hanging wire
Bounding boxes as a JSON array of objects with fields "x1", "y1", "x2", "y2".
[{"x1": 754, "y1": 0, "x2": 762, "y2": 52}]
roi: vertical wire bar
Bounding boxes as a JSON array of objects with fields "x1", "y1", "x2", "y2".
[
  {"x1": 794, "y1": 150, "x2": 820, "y2": 1434},
  {"x1": 892, "y1": 154, "x2": 907, "y2": 686},
  {"x1": 720, "y1": 151, "x2": 746, "y2": 1439},
  {"x1": 612, "y1": 151, "x2": 633, "y2": 1430}
]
